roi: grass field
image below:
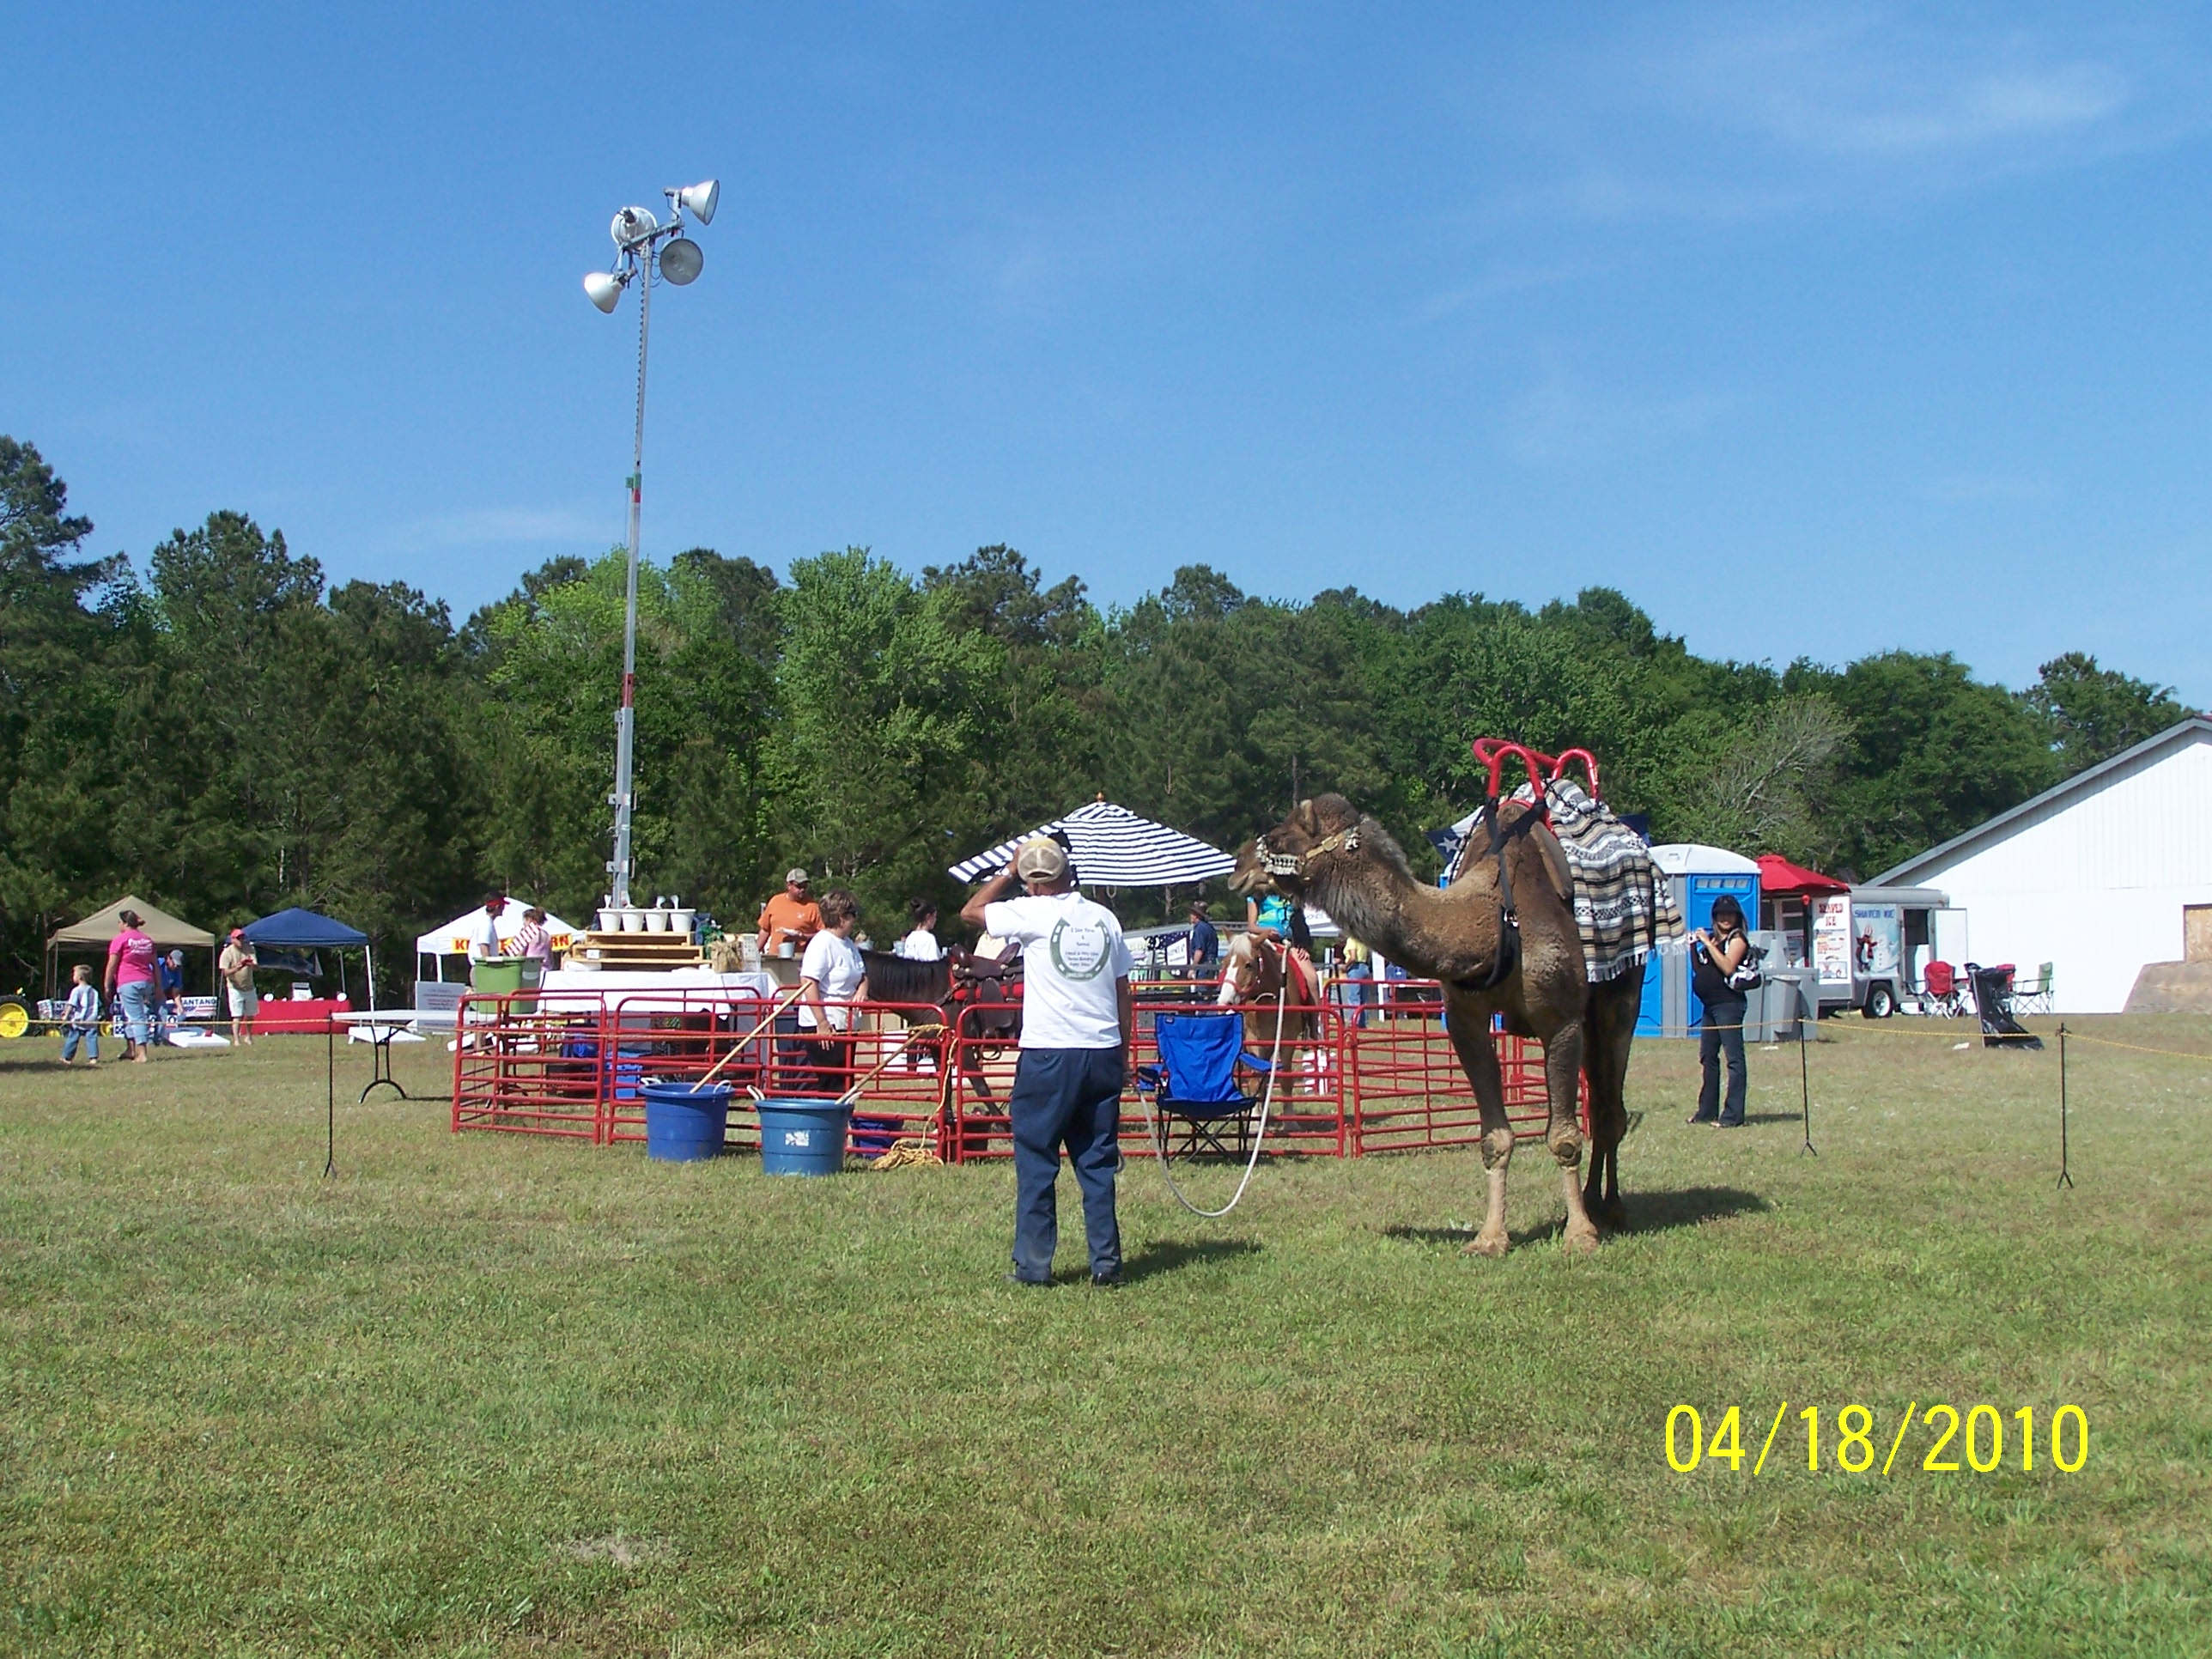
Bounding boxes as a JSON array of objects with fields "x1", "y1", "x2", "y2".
[{"x1": 3, "y1": 1016, "x2": 2209, "y2": 1656}]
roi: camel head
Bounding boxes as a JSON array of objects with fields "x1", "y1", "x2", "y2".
[{"x1": 1235, "y1": 794, "x2": 1365, "y2": 896}]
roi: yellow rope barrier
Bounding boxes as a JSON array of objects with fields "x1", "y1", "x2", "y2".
[
  {"x1": 1811, "y1": 1018, "x2": 1997, "y2": 1042},
  {"x1": 1810, "y1": 1018, "x2": 2212, "y2": 1065},
  {"x1": 2056, "y1": 1029, "x2": 2212, "y2": 1064}
]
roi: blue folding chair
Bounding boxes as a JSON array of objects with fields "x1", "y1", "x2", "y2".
[{"x1": 1137, "y1": 1013, "x2": 1272, "y2": 1158}]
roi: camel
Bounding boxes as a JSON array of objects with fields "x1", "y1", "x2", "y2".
[
  {"x1": 1216, "y1": 931, "x2": 1325, "y2": 1094},
  {"x1": 1232, "y1": 793, "x2": 1644, "y2": 1256}
]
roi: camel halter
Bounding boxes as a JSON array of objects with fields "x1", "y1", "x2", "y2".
[{"x1": 1258, "y1": 823, "x2": 1359, "y2": 881}]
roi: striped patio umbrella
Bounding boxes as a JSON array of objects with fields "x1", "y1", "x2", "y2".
[{"x1": 949, "y1": 799, "x2": 1237, "y2": 887}]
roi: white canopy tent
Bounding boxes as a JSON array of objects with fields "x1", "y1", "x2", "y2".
[
  {"x1": 415, "y1": 902, "x2": 582, "y2": 981},
  {"x1": 950, "y1": 799, "x2": 1237, "y2": 888}
]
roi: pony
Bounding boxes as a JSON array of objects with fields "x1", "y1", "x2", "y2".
[
  {"x1": 1217, "y1": 931, "x2": 1325, "y2": 1093},
  {"x1": 857, "y1": 946, "x2": 1020, "y2": 1102}
]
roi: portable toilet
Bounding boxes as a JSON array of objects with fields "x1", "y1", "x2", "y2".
[{"x1": 1639, "y1": 844, "x2": 1762, "y2": 1036}]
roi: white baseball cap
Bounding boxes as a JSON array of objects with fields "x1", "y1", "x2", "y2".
[{"x1": 1014, "y1": 837, "x2": 1068, "y2": 881}]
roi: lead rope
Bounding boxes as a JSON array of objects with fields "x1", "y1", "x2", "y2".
[{"x1": 1137, "y1": 966, "x2": 1289, "y2": 1219}]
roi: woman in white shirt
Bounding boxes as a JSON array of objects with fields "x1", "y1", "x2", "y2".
[
  {"x1": 795, "y1": 890, "x2": 866, "y2": 1094},
  {"x1": 896, "y1": 899, "x2": 943, "y2": 961}
]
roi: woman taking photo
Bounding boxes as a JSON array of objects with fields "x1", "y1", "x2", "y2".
[{"x1": 1688, "y1": 895, "x2": 1752, "y2": 1128}]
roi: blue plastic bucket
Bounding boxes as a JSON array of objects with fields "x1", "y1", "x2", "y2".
[
  {"x1": 642, "y1": 1081, "x2": 732, "y2": 1162},
  {"x1": 756, "y1": 1097, "x2": 851, "y2": 1176}
]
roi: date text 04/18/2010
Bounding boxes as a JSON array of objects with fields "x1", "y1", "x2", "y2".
[{"x1": 1665, "y1": 1404, "x2": 2089, "y2": 1476}]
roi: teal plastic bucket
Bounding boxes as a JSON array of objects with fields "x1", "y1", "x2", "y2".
[
  {"x1": 642, "y1": 1080, "x2": 732, "y2": 1162},
  {"x1": 756, "y1": 1097, "x2": 851, "y2": 1176}
]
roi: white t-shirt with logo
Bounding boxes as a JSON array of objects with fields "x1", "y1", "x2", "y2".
[
  {"x1": 983, "y1": 891, "x2": 1133, "y2": 1050},
  {"x1": 797, "y1": 929, "x2": 866, "y2": 1031}
]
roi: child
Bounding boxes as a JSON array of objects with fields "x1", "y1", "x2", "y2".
[{"x1": 61, "y1": 964, "x2": 101, "y2": 1066}]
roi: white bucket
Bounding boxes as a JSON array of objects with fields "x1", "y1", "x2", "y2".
[
  {"x1": 597, "y1": 908, "x2": 622, "y2": 933},
  {"x1": 619, "y1": 908, "x2": 646, "y2": 933},
  {"x1": 669, "y1": 908, "x2": 696, "y2": 937},
  {"x1": 644, "y1": 908, "x2": 670, "y2": 933}
]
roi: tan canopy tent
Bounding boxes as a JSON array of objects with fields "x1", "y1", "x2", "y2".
[
  {"x1": 48, "y1": 896, "x2": 215, "y2": 949},
  {"x1": 46, "y1": 896, "x2": 217, "y2": 1000}
]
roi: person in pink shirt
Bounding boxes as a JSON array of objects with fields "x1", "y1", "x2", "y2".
[
  {"x1": 104, "y1": 908, "x2": 160, "y2": 1064},
  {"x1": 514, "y1": 907, "x2": 552, "y2": 965}
]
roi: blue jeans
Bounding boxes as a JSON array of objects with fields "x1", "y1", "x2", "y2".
[
  {"x1": 1696, "y1": 998, "x2": 1748, "y2": 1125},
  {"x1": 1008, "y1": 1047, "x2": 1126, "y2": 1281},
  {"x1": 63, "y1": 1025, "x2": 99, "y2": 1061},
  {"x1": 117, "y1": 981, "x2": 157, "y2": 1045}
]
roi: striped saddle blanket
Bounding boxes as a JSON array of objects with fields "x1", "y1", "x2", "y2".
[{"x1": 1452, "y1": 778, "x2": 1681, "y2": 984}]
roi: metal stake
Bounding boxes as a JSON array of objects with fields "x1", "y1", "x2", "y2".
[
  {"x1": 1798, "y1": 1019, "x2": 1816, "y2": 1156},
  {"x1": 325, "y1": 1022, "x2": 337, "y2": 1178},
  {"x1": 2057, "y1": 1024, "x2": 2073, "y2": 1189}
]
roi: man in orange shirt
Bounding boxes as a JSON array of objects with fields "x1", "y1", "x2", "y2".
[{"x1": 757, "y1": 868, "x2": 824, "y2": 957}]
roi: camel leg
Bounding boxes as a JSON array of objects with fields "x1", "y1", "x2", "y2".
[
  {"x1": 1544, "y1": 1021, "x2": 1600, "y2": 1255},
  {"x1": 1446, "y1": 1012, "x2": 1516, "y2": 1257}
]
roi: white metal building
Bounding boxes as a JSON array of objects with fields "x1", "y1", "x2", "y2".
[{"x1": 1872, "y1": 717, "x2": 2212, "y2": 1013}]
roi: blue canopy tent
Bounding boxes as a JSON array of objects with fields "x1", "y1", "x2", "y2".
[{"x1": 241, "y1": 907, "x2": 376, "y2": 1009}]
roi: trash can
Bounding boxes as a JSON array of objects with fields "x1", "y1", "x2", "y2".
[
  {"x1": 469, "y1": 955, "x2": 544, "y2": 1014},
  {"x1": 1763, "y1": 968, "x2": 1815, "y2": 1042},
  {"x1": 756, "y1": 1097, "x2": 851, "y2": 1176},
  {"x1": 642, "y1": 1080, "x2": 732, "y2": 1161}
]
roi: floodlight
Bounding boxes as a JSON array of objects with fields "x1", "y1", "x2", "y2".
[
  {"x1": 582, "y1": 174, "x2": 714, "y2": 912},
  {"x1": 659, "y1": 238, "x2": 702, "y2": 284},
  {"x1": 584, "y1": 270, "x2": 624, "y2": 313},
  {"x1": 611, "y1": 205, "x2": 659, "y2": 246},
  {"x1": 678, "y1": 179, "x2": 720, "y2": 225}
]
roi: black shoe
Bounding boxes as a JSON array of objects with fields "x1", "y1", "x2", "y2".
[
  {"x1": 1005, "y1": 1273, "x2": 1049, "y2": 1287},
  {"x1": 1091, "y1": 1272, "x2": 1121, "y2": 1288}
]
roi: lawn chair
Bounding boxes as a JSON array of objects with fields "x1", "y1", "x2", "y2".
[
  {"x1": 2011, "y1": 962, "x2": 2055, "y2": 1016},
  {"x1": 1136, "y1": 1013, "x2": 1270, "y2": 1158},
  {"x1": 1917, "y1": 959, "x2": 1968, "y2": 1018}
]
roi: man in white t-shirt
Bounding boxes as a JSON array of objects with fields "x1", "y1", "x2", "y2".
[
  {"x1": 470, "y1": 894, "x2": 507, "y2": 964},
  {"x1": 962, "y1": 835, "x2": 1134, "y2": 1286}
]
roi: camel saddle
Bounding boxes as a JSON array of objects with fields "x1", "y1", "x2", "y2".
[{"x1": 1455, "y1": 777, "x2": 1681, "y2": 984}]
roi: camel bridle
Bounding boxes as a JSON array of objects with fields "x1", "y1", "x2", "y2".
[{"x1": 1258, "y1": 823, "x2": 1360, "y2": 881}]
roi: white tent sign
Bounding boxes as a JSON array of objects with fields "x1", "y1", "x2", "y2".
[{"x1": 415, "y1": 902, "x2": 580, "y2": 975}]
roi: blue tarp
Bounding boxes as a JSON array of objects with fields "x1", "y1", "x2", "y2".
[{"x1": 241, "y1": 907, "x2": 369, "y2": 949}]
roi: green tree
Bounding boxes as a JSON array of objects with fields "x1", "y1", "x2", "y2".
[
  {"x1": 771, "y1": 549, "x2": 1003, "y2": 927},
  {"x1": 2028, "y1": 651, "x2": 2191, "y2": 775},
  {"x1": 1793, "y1": 652, "x2": 2059, "y2": 878},
  {"x1": 0, "y1": 437, "x2": 130, "y2": 980}
]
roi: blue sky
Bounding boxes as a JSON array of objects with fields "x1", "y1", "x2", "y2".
[{"x1": 9, "y1": 3, "x2": 2211, "y2": 698}]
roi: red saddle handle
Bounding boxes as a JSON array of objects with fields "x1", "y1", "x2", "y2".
[{"x1": 1469, "y1": 738, "x2": 1603, "y2": 805}]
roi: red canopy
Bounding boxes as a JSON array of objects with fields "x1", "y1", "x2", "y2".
[{"x1": 1757, "y1": 854, "x2": 1848, "y2": 896}]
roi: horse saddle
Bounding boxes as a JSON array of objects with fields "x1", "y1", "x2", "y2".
[{"x1": 951, "y1": 956, "x2": 1024, "y2": 1042}]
